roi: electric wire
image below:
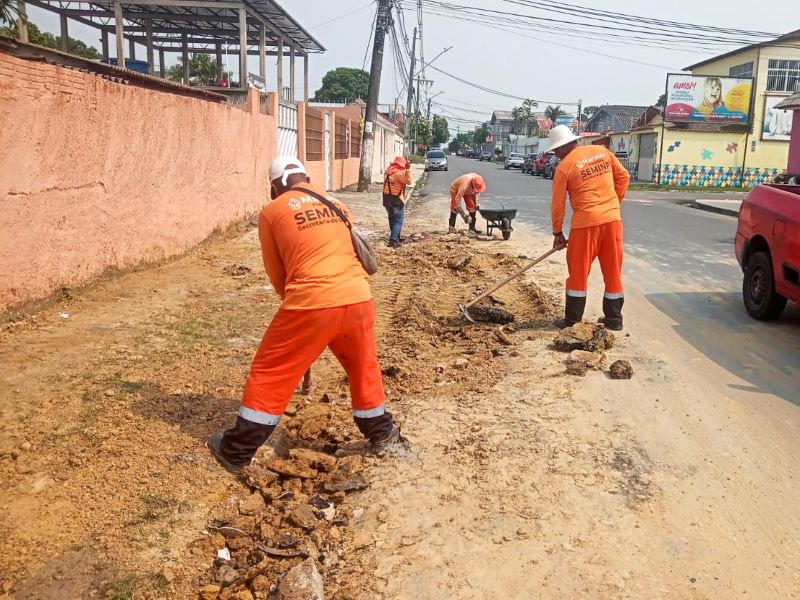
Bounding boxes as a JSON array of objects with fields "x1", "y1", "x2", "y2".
[{"x1": 308, "y1": 1, "x2": 376, "y2": 30}]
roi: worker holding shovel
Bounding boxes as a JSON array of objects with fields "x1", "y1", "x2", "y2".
[
  {"x1": 207, "y1": 157, "x2": 400, "y2": 474},
  {"x1": 449, "y1": 173, "x2": 486, "y2": 235},
  {"x1": 548, "y1": 125, "x2": 630, "y2": 331}
]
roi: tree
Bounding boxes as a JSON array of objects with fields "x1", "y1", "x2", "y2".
[
  {"x1": 545, "y1": 104, "x2": 568, "y2": 125},
  {"x1": 409, "y1": 111, "x2": 432, "y2": 152},
  {"x1": 312, "y1": 67, "x2": 369, "y2": 103},
  {"x1": 582, "y1": 105, "x2": 599, "y2": 120},
  {"x1": 448, "y1": 132, "x2": 473, "y2": 153},
  {"x1": 0, "y1": 21, "x2": 101, "y2": 59},
  {"x1": 511, "y1": 106, "x2": 525, "y2": 135},
  {"x1": 167, "y1": 53, "x2": 226, "y2": 85},
  {"x1": 656, "y1": 93, "x2": 666, "y2": 108},
  {"x1": 431, "y1": 115, "x2": 449, "y2": 146},
  {"x1": 522, "y1": 98, "x2": 539, "y2": 135},
  {"x1": 473, "y1": 125, "x2": 489, "y2": 147},
  {"x1": 1, "y1": 0, "x2": 18, "y2": 25}
]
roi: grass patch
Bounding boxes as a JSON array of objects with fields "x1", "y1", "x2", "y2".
[
  {"x1": 108, "y1": 575, "x2": 137, "y2": 600},
  {"x1": 110, "y1": 377, "x2": 147, "y2": 393},
  {"x1": 141, "y1": 494, "x2": 179, "y2": 522}
]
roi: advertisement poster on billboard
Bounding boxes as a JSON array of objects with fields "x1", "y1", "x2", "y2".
[
  {"x1": 664, "y1": 74, "x2": 752, "y2": 124},
  {"x1": 762, "y1": 95, "x2": 794, "y2": 141}
]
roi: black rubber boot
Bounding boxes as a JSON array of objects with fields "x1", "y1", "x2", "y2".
[
  {"x1": 598, "y1": 297, "x2": 624, "y2": 331},
  {"x1": 354, "y1": 411, "x2": 398, "y2": 452},
  {"x1": 208, "y1": 416, "x2": 276, "y2": 473},
  {"x1": 554, "y1": 295, "x2": 586, "y2": 329}
]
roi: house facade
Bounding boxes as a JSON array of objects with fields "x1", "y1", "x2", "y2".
[
  {"x1": 584, "y1": 105, "x2": 651, "y2": 134},
  {"x1": 658, "y1": 29, "x2": 799, "y2": 186}
]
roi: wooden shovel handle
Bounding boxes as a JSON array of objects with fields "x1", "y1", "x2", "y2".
[{"x1": 465, "y1": 246, "x2": 562, "y2": 310}]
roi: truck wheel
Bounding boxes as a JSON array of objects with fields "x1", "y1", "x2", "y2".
[{"x1": 743, "y1": 251, "x2": 787, "y2": 320}]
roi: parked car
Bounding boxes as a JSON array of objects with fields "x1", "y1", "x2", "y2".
[
  {"x1": 534, "y1": 151, "x2": 554, "y2": 176},
  {"x1": 522, "y1": 153, "x2": 537, "y2": 174},
  {"x1": 504, "y1": 152, "x2": 525, "y2": 170},
  {"x1": 480, "y1": 150, "x2": 492, "y2": 161},
  {"x1": 543, "y1": 154, "x2": 560, "y2": 179},
  {"x1": 425, "y1": 149, "x2": 448, "y2": 171},
  {"x1": 735, "y1": 183, "x2": 800, "y2": 320}
]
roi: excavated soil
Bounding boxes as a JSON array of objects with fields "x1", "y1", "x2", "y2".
[{"x1": 0, "y1": 224, "x2": 558, "y2": 599}]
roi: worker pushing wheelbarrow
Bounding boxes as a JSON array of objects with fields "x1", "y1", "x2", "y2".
[{"x1": 448, "y1": 173, "x2": 516, "y2": 239}]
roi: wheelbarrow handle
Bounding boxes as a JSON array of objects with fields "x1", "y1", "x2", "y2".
[{"x1": 465, "y1": 246, "x2": 563, "y2": 310}]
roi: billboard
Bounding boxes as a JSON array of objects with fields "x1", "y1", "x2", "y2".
[
  {"x1": 762, "y1": 95, "x2": 794, "y2": 141},
  {"x1": 555, "y1": 115, "x2": 573, "y2": 126},
  {"x1": 664, "y1": 74, "x2": 752, "y2": 124}
]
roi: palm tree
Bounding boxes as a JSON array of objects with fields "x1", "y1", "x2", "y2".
[
  {"x1": 1, "y1": 0, "x2": 19, "y2": 24},
  {"x1": 511, "y1": 106, "x2": 525, "y2": 135},
  {"x1": 522, "y1": 98, "x2": 538, "y2": 136},
  {"x1": 545, "y1": 104, "x2": 568, "y2": 127}
]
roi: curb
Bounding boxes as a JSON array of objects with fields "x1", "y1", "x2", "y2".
[{"x1": 691, "y1": 201, "x2": 740, "y2": 218}]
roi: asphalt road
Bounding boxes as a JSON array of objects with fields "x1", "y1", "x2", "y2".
[{"x1": 423, "y1": 156, "x2": 800, "y2": 405}]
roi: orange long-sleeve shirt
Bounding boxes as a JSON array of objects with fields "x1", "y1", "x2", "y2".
[
  {"x1": 551, "y1": 145, "x2": 630, "y2": 234},
  {"x1": 450, "y1": 173, "x2": 481, "y2": 202},
  {"x1": 259, "y1": 184, "x2": 371, "y2": 310},
  {"x1": 383, "y1": 168, "x2": 413, "y2": 201}
]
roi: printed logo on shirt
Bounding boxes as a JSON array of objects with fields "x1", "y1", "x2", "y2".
[
  {"x1": 286, "y1": 194, "x2": 350, "y2": 232},
  {"x1": 289, "y1": 198, "x2": 302, "y2": 210},
  {"x1": 576, "y1": 152, "x2": 612, "y2": 180}
]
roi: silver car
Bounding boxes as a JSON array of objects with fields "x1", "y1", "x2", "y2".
[
  {"x1": 504, "y1": 152, "x2": 525, "y2": 170},
  {"x1": 425, "y1": 150, "x2": 448, "y2": 171}
]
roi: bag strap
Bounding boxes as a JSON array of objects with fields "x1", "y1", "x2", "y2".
[{"x1": 290, "y1": 185, "x2": 352, "y2": 230}]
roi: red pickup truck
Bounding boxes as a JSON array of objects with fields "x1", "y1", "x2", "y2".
[{"x1": 735, "y1": 184, "x2": 800, "y2": 320}]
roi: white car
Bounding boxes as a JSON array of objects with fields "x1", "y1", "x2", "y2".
[{"x1": 504, "y1": 152, "x2": 525, "y2": 170}]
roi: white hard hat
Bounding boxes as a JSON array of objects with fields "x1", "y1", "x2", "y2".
[
  {"x1": 268, "y1": 156, "x2": 308, "y2": 185},
  {"x1": 548, "y1": 125, "x2": 580, "y2": 151}
]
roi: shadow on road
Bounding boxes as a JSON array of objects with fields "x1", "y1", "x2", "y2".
[{"x1": 646, "y1": 291, "x2": 800, "y2": 406}]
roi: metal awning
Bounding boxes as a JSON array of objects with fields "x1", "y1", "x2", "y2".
[{"x1": 27, "y1": 0, "x2": 324, "y2": 54}]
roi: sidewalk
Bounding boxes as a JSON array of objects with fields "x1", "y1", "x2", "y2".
[{"x1": 693, "y1": 197, "x2": 742, "y2": 217}]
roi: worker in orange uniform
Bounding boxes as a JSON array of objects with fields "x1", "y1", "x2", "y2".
[
  {"x1": 449, "y1": 173, "x2": 486, "y2": 235},
  {"x1": 548, "y1": 125, "x2": 630, "y2": 331},
  {"x1": 207, "y1": 157, "x2": 400, "y2": 474},
  {"x1": 382, "y1": 156, "x2": 413, "y2": 247}
]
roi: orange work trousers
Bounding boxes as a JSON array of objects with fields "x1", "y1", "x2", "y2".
[
  {"x1": 565, "y1": 220, "x2": 624, "y2": 299},
  {"x1": 450, "y1": 192, "x2": 477, "y2": 213},
  {"x1": 239, "y1": 300, "x2": 385, "y2": 425}
]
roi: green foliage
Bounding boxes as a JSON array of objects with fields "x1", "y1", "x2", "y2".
[
  {"x1": 0, "y1": 21, "x2": 101, "y2": 59},
  {"x1": 656, "y1": 93, "x2": 666, "y2": 108},
  {"x1": 431, "y1": 115, "x2": 449, "y2": 145},
  {"x1": 582, "y1": 105, "x2": 599, "y2": 120},
  {"x1": 545, "y1": 104, "x2": 568, "y2": 124},
  {"x1": 448, "y1": 131, "x2": 473, "y2": 152},
  {"x1": 473, "y1": 125, "x2": 489, "y2": 147},
  {"x1": 0, "y1": 0, "x2": 18, "y2": 25},
  {"x1": 167, "y1": 53, "x2": 225, "y2": 85},
  {"x1": 410, "y1": 111, "x2": 432, "y2": 151},
  {"x1": 511, "y1": 98, "x2": 539, "y2": 136},
  {"x1": 312, "y1": 67, "x2": 369, "y2": 103}
]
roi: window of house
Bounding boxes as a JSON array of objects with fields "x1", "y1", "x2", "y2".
[
  {"x1": 766, "y1": 59, "x2": 800, "y2": 92},
  {"x1": 729, "y1": 62, "x2": 753, "y2": 78}
]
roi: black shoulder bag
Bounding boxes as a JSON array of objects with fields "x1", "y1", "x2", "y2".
[{"x1": 291, "y1": 186, "x2": 378, "y2": 275}]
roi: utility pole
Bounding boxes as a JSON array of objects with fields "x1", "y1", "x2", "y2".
[
  {"x1": 358, "y1": 0, "x2": 392, "y2": 192},
  {"x1": 576, "y1": 98, "x2": 582, "y2": 134},
  {"x1": 404, "y1": 27, "x2": 417, "y2": 157}
]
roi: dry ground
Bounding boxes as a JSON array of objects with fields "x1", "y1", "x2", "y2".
[{"x1": 2, "y1": 174, "x2": 799, "y2": 600}]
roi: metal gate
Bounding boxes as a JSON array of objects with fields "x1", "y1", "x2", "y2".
[
  {"x1": 277, "y1": 100, "x2": 298, "y2": 157},
  {"x1": 324, "y1": 112, "x2": 332, "y2": 191},
  {"x1": 637, "y1": 133, "x2": 657, "y2": 182}
]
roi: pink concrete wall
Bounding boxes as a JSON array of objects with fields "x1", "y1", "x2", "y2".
[
  {"x1": 789, "y1": 110, "x2": 800, "y2": 173},
  {"x1": 0, "y1": 53, "x2": 276, "y2": 311}
]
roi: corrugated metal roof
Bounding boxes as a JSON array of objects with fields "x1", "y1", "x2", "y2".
[
  {"x1": 684, "y1": 29, "x2": 799, "y2": 71},
  {"x1": 775, "y1": 92, "x2": 800, "y2": 110}
]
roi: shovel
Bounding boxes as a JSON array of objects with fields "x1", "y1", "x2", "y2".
[{"x1": 458, "y1": 246, "x2": 563, "y2": 323}]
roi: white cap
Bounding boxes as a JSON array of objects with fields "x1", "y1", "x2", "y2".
[
  {"x1": 268, "y1": 156, "x2": 308, "y2": 185},
  {"x1": 548, "y1": 125, "x2": 580, "y2": 151}
]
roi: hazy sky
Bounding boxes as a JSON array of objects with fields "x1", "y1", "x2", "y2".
[{"x1": 27, "y1": 0, "x2": 795, "y2": 127}]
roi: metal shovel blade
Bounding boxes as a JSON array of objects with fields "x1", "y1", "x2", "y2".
[{"x1": 458, "y1": 304, "x2": 476, "y2": 323}]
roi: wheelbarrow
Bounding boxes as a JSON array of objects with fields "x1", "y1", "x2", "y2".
[{"x1": 478, "y1": 208, "x2": 517, "y2": 240}]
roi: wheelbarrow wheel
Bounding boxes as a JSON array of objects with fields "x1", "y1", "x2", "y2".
[{"x1": 501, "y1": 218, "x2": 512, "y2": 240}]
